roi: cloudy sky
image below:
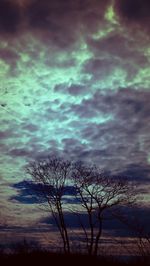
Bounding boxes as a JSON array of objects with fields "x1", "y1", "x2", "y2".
[{"x1": 0, "y1": 0, "x2": 150, "y2": 249}]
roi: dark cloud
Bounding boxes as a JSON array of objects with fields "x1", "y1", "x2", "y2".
[
  {"x1": 84, "y1": 58, "x2": 117, "y2": 81},
  {"x1": 22, "y1": 123, "x2": 39, "y2": 132},
  {"x1": 115, "y1": 0, "x2": 150, "y2": 21},
  {"x1": 0, "y1": 129, "x2": 12, "y2": 139},
  {"x1": 54, "y1": 83, "x2": 87, "y2": 97},
  {"x1": 10, "y1": 181, "x2": 77, "y2": 205},
  {"x1": 85, "y1": 34, "x2": 149, "y2": 81},
  {"x1": 70, "y1": 89, "x2": 150, "y2": 122},
  {"x1": 60, "y1": 89, "x2": 150, "y2": 170},
  {"x1": 26, "y1": 0, "x2": 110, "y2": 29},
  {"x1": 40, "y1": 206, "x2": 150, "y2": 237},
  {"x1": 54, "y1": 83, "x2": 67, "y2": 93},
  {"x1": 0, "y1": 48, "x2": 19, "y2": 69},
  {"x1": 9, "y1": 148, "x2": 32, "y2": 157},
  {"x1": 87, "y1": 34, "x2": 148, "y2": 63},
  {"x1": 62, "y1": 138, "x2": 80, "y2": 147},
  {"x1": 0, "y1": 0, "x2": 21, "y2": 34},
  {"x1": 70, "y1": 102, "x2": 100, "y2": 118},
  {"x1": 67, "y1": 84, "x2": 87, "y2": 96},
  {"x1": 117, "y1": 164, "x2": 150, "y2": 183},
  {"x1": 115, "y1": 0, "x2": 150, "y2": 33},
  {"x1": 0, "y1": 0, "x2": 111, "y2": 45},
  {"x1": 24, "y1": 0, "x2": 110, "y2": 47},
  {"x1": 41, "y1": 212, "x2": 89, "y2": 229},
  {"x1": 87, "y1": 34, "x2": 132, "y2": 57}
]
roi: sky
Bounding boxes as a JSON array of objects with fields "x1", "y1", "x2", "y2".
[{"x1": 0, "y1": 0, "x2": 150, "y2": 251}]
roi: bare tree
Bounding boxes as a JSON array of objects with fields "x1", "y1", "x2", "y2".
[
  {"x1": 72, "y1": 162, "x2": 135, "y2": 256},
  {"x1": 26, "y1": 157, "x2": 136, "y2": 256},
  {"x1": 26, "y1": 156, "x2": 71, "y2": 253}
]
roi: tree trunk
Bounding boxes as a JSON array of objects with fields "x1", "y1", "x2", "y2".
[
  {"x1": 58, "y1": 201, "x2": 70, "y2": 253},
  {"x1": 94, "y1": 218, "x2": 102, "y2": 256},
  {"x1": 88, "y1": 211, "x2": 94, "y2": 256}
]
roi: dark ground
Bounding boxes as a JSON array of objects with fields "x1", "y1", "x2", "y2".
[{"x1": 0, "y1": 251, "x2": 150, "y2": 266}]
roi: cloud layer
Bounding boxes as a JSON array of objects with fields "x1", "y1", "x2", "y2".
[{"x1": 0, "y1": 0, "x2": 150, "y2": 243}]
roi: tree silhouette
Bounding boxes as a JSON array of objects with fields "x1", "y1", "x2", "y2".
[
  {"x1": 72, "y1": 161, "x2": 135, "y2": 256},
  {"x1": 26, "y1": 156, "x2": 136, "y2": 256},
  {"x1": 27, "y1": 156, "x2": 71, "y2": 253}
]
